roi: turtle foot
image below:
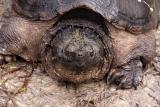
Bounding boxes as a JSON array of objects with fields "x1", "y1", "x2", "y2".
[{"x1": 107, "y1": 58, "x2": 143, "y2": 89}]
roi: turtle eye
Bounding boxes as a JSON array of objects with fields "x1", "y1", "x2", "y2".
[{"x1": 13, "y1": 0, "x2": 58, "y2": 21}]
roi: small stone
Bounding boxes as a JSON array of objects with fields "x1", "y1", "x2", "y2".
[
  {"x1": 4, "y1": 56, "x2": 12, "y2": 63},
  {"x1": 150, "y1": 8, "x2": 154, "y2": 12}
]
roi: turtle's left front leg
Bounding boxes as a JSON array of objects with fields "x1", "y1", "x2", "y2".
[{"x1": 107, "y1": 58, "x2": 143, "y2": 89}]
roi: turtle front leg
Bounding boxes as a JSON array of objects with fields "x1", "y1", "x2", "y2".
[
  {"x1": 107, "y1": 58, "x2": 143, "y2": 89},
  {"x1": 0, "y1": 16, "x2": 49, "y2": 65}
]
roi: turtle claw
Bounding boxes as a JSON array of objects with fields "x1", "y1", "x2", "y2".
[
  {"x1": 116, "y1": 73, "x2": 135, "y2": 89},
  {"x1": 107, "y1": 69, "x2": 123, "y2": 85},
  {"x1": 107, "y1": 59, "x2": 143, "y2": 89},
  {"x1": 0, "y1": 54, "x2": 16, "y2": 65}
]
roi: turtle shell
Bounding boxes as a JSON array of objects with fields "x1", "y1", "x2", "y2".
[
  {"x1": 13, "y1": 0, "x2": 59, "y2": 20},
  {"x1": 13, "y1": 0, "x2": 159, "y2": 33}
]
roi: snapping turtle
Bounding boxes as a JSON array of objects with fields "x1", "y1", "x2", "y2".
[{"x1": 0, "y1": 0, "x2": 159, "y2": 89}]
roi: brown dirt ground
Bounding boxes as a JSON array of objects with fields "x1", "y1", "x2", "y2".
[{"x1": 0, "y1": 0, "x2": 160, "y2": 107}]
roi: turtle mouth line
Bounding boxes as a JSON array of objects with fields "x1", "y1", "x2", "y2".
[{"x1": 42, "y1": 18, "x2": 113, "y2": 83}]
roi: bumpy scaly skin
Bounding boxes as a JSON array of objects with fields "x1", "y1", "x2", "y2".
[
  {"x1": 0, "y1": 0, "x2": 158, "y2": 88},
  {"x1": 0, "y1": 16, "x2": 54, "y2": 61}
]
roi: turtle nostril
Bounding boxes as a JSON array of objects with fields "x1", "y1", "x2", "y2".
[
  {"x1": 78, "y1": 54, "x2": 82, "y2": 57},
  {"x1": 77, "y1": 52, "x2": 84, "y2": 58}
]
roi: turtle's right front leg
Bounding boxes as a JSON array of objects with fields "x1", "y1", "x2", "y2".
[{"x1": 0, "y1": 17, "x2": 27, "y2": 65}]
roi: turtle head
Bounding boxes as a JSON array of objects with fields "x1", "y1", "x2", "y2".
[{"x1": 42, "y1": 19, "x2": 113, "y2": 83}]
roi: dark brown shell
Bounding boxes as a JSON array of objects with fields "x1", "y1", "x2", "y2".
[
  {"x1": 13, "y1": 0, "x2": 159, "y2": 33},
  {"x1": 13, "y1": 0, "x2": 59, "y2": 20},
  {"x1": 112, "y1": 0, "x2": 159, "y2": 33}
]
